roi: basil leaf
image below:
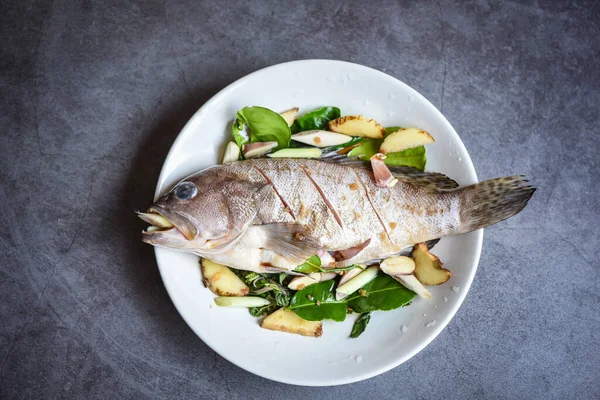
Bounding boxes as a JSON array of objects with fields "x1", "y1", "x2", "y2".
[
  {"x1": 347, "y1": 139, "x2": 383, "y2": 160},
  {"x1": 291, "y1": 106, "x2": 341, "y2": 134},
  {"x1": 347, "y1": 137, "x2": 426, "y2": 171},
  {"x1": 350, "y1": 312, "x2": 371, "y2": 338},
  {"x1": 236, "y1": 106, "x2": 291, "y2": 150},
  {"x1": 290, "y1": 280, "x2": 347, "y2": 322},
  {"x1": 232, "y1": 117, "x2": 249, "y2": 148},
  {"x1": 346, "y1": 272, "x2": 415, "y2": 313},
  {"x1": 383, "y1": 146, "x2": 426, "y2": 170},
  {"x1": 295, "y1": 255, "x2": 322, "y2": 274}
]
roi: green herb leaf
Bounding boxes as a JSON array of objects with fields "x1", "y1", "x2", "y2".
[
  {"x1": 383, "y1": 146, "x2": 427, "y2": 170},
  {"x1": 347, "y1": 139, "x2": 383, "y2": 160},
  {"x1": 350, "y1": 312, "x2": 371, "y2": 338},
  {"x1": 295, "y1": 255, "x2": 323, "y2": 274},
  {"x1": 232, "y1": 117, "x2": 249, "y2": 148},
  {"x1": 233, "y1": 270, "x2": 291, "y2": 316},
  {"x1": 346, "y1": 272, "x2": 415, "y2": 313},
  {"x1": 236, "y1": 106, "x2": 291, "y2": 150},
  {"x1": 291, "y1": 106, "x2": 341, "y2": 134},
  {"x1": 290, "y1": 280, "x2": 347, "y2": 322},
  {"x1": 347, "y1": 137, "x2": 426, "y2": 171}
]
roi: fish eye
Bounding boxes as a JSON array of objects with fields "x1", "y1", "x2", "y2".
[{"x1": 173, "y1": 182, "x2": 197, "y2": 201}]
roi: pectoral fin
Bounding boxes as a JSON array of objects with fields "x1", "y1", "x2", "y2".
[{"x1": 248, "y1": 223, "x2": 322, "y2": 265}]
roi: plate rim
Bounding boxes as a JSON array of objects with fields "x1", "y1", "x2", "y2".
[{"x1": 152, "y1": 59, "x2": 483, "y2": 386}]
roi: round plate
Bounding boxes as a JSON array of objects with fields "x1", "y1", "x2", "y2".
[{"x1": 153, "y1": 60, "x2": 482, "y2": 386}]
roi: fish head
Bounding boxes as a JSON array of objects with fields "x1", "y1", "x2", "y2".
[{"x1": 139, "y1": 168, "x2": 269, "y2": 252}]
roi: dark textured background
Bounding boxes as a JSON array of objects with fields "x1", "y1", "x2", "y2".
[{"x1": 1, "y1": 0, "x2": 599, "y2": 398}]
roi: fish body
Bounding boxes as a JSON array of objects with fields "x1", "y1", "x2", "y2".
[{"x1": 141, "y1": 159, "x2": 534, "y2": 273}]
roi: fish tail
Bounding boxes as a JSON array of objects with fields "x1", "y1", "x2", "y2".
[{"x1": 459, "y1": 176, "x2": 535, "y2": 232}]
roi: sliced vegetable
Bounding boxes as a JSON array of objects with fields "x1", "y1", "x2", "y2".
[
  {"x1": 137, "y1": 212, "x2": 173, "y2": 228},
  {"x1": 267, "y1": 148, "x2": 321, "y2": 158},
  {"x1": 390, "y1": 274, "x2": 431, "y2": 299},
  {"x1": 350, "y1": 312, "x2": 371, "y2": 338},
  {"x1": 413, "y1": 243, "x2": 451, "y2": 285},
  {"x1": 291, "y1": 130, "x2": 353, "y2": 148},
  {"x1": 236, "y1": 106, "x2": 291, "y2": 150},
  {"x1": 288, "y1": 272, "x2": 337, "y2": 291},
  {"x1": 380, "y1": 256, "x2": 416, "y2": 276},
  {"x1": 201, "y1": 259, "x2": 250, "y2": 296},
  {"x1": 242, "y1": 141, "x2": 277, "y2": 158},
  {"x1": 261, "y1": 308, "x2": 323, "y2": 337},
  {"x1": 279, "y1": 107, "x2": 299, "y2": 127},
  {"x1": 336, "y1": 266, "x2": 379, "y2": 296},
  {"x1": 380, "y1": 128, "x2": 434, "y2": 153},
  {"x1": 290, "y1": 280, "x2": 347, "y2": 322},
  {"x1": 214, "y1": 296, "x2": 271, "y2": 307},
  {"x1": 222, "y1": 141, "x2": 240, "y2": 164},
  {"x1": 336, "y1": 267, "x2": 363, "y2": 301},
  {"x1": 370, "y1": 153, "x2": 399, "y2": 188},
  {"x1": 328, "y1": 115, "x2": 385, "y2": 138},
  {"x1": 346, "y1": 272, "x2": 416, "y2": 313},
  {"x1": 291, "y1": 106, "x2": 341, "y2": 134}
]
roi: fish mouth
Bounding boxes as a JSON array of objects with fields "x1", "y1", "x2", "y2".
[{"x1": 138, "y1": 206, "x2": 197, "y2": 241}]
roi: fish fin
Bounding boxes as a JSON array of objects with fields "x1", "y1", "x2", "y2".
[
  {"x1": 459, "y1": 176, "x2": 535, "y2": 232},
  {"x1": 320, "y1": 151, "x2": 367, "y2": 166},
  {"x1": 388, "y1": 166, "x2": 459, "y2": 190},
  {"x1": 329, "y1": 238, "x2": 372, "y2": 261},
  {"x1": 320, "y1": 152, "x2": 458, "y2": 190},
  {"x1": 249, "y1": 223, "x2": 322, "y2": 265}
]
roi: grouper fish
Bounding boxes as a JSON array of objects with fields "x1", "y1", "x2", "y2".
[{"x1": 139, "y1": 158, "x2": 534, "y2": 273}]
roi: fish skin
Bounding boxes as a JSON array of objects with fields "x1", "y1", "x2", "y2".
[{"x1": 141, "y1": 159, "x2": 534, "y2": 272}]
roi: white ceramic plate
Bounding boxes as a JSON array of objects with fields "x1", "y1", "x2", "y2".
[{"x1": 153, "y1": 60, "x2": 482, "y2": 386}]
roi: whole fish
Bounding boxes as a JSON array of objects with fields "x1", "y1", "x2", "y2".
[{"x1": 140, "y1": 159, "x2": 534, "y2": 273}]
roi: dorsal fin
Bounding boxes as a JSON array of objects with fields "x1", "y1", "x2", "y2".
[
  {"x1": 387, "y1": 166, "x2": 458, "y2": 190},
  {"x1": 320, "y1": 151, "x2": 458, "y2": 190}
]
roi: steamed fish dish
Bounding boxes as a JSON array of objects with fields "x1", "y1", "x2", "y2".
[
  {"x1": 139, "y1": 105, "x2": 534, "y2": 338},
  {"x1": 141, "y1": 159, "x2": 532, "y2": 272}
]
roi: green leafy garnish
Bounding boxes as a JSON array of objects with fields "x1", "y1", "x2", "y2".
[
  {"x1": 346, "y1": 272, "x2": 415, "y2": 313},
  {"x1": 350, "y1": 312, "x2": 371, "y2": 338},
  {"x1": 291, "y1": 106, "x2": 341, "y2": 134},
  {"x1": 236, "y1": 106, "x2": 291, "y2": 150},
  {"x1": 289, "y1": 280, "x2": 347, "y2": 322},
  {"x1": 232, "y1": 117, "x2": 249, "y2": 148},
  {"x1": 347, "y1": 139, "x2": 383, "y2": 160},
  {"x1": 383, "y1": 146, "x2": 426, "y2": 170},
  {"x1": 347, "y1": 128, "x2": 427, "y2": 171},
  {"x1": 295, "y1": 255, "x2": 322, "y2": 274},
  {"x1": 295, "y1": 256, "x2": 364, "y2": 274},
  {"x1": 234, "y1": 271, "x2": 291, "y2": 316}
]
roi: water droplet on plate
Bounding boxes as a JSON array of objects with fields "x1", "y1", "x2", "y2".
[
  {"x1": 355, "y1": 356, "x2": 363, "y2": 363},
  {"x1": 401, "y1": 325, "x2": 408, "y2": 333},
  {"x1": 457, "y1": 157, "x2": 463, "y2": 162},
  {"x1": 389, "y1": 93, "x2": 396, "y2": 99}
]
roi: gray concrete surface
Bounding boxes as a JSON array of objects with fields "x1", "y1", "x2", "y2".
[{"x1": 1, "y1": 0, "x2": 599, "y2": 398}]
